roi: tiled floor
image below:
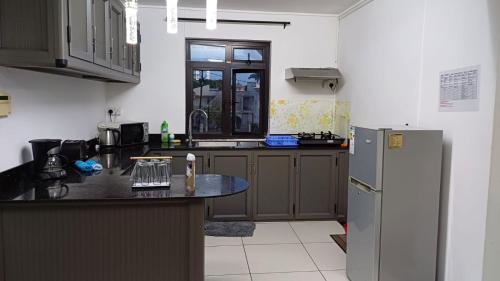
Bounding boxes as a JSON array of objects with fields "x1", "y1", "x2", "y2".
[{"x1": 205, "y1": 220, "x2": 348, "y2": 281}]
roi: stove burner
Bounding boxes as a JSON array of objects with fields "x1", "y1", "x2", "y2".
[
  {"x1": 320, "y1": 131, "x2": 334, "y2": 140},
  {"x1": 298, "y1": 132, "x2": 315, "y2": 140},
  {"x1": 297, "y1": 131, "x2": 346, "y2": 146}
]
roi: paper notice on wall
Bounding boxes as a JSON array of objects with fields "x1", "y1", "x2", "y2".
[{"x1": 439, "y1": 66, "x2": 480, "y2": 112}]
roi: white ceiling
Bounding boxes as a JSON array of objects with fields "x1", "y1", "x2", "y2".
[{"x1": 139, "y1": 0, "x2": 362, "y2": 15}]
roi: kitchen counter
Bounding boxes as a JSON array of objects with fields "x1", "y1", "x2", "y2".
[
  {"x1": 0, "y1": 145, "x2": 248, "y2": 203},
  {"x1": 0, "y1": 145, "x2": 252, "y2": 281}
]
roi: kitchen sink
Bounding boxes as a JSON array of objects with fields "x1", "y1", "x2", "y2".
[{"x1": 193, "y1": 140, "x2": 264, "y2": 148}]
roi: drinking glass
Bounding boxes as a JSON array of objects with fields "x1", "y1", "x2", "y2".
[
  {"x1": 131, "y1": 160, "x2": 147, "y2": 187},
  {"x1": 151, "y1": 159, "x2": 161, "y2": 185}
]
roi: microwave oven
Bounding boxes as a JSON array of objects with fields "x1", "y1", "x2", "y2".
[{"x1": 98, "y1": 121, "x2": 149, "y2": 147}]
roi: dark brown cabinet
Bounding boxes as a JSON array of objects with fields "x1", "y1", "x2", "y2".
[
  {"x1": 336, "y1": 151, "x2": 349, "y2": 224},
  {"x1": 0, "y1": 0, "x2": 140, "y2": 83},
  {"x1": 207, "y1": 152, "x2": 253, "y2": 221},
  {"x1": 253, "y1": 151, "x2": 295, "y2": 220},
  {"x1": 132, "y1": 22, "x2": 141, "y2": 76},
  {"x1": 109, "y1": 0, "x2": 124, "y2": 72},
  {"x1": 160, "y1": 148, "x2": 348, "y2": 222},
  {"x1": 93, "y1": 0, "x2": 111, "y2": 67},
  {"x1": 295, "y1": 151, "x2": 339, "y2": 219},
  {"x1": 67, "y1": 0, "x2": 93, "y2": 62}
]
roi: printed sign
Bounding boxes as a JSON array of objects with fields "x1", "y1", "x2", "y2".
[{"x1": 439, "y1": 66, "x2": 480, "y2": 112}]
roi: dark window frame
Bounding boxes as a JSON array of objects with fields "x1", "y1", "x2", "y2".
[{"x1": 185, "y1": 39, "x2": 271, "y2": 139}]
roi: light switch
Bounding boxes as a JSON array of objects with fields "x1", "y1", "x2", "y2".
[{"x1": 0, "y1": 91, "x2": 11, "y2": 117}]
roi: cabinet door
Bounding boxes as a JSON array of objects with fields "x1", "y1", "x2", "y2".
[
  {"x1": 0, "y1": 0, "x2": 55, "y2": 64},
  {"x1": 208, "y1": 151, "x2": 252, "y2": 221},
  {"x1": 295, "y1": 151, "x2": 338, "y2": 219},
  {"x1": 337, "y1": 151, "x2": 349, "y2": 224},
  {"x1": 253, "y1": 151, "x2": 295, "y2": 220},
  {"x1": 124, "y1": 43, "x2": 133, "y2": 74},
  {"x1": 109, "y1": 0, "x2": 124, "y2": 71},
  {"x1": 67, "y1": 0, "x2": 93, "y2": 62},
  {"x1": 132, "y1": 23, "x2": 141, "y2": 76},
  {"x1": 93, "y1": 0, "x2": 110, "y2": 67}
]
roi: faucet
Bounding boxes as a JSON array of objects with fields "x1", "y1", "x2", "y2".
[{"x1": 188, "y1": 109, "x2": 209, "y2": 147}]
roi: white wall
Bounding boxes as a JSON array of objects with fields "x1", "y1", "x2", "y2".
[
  {"x1": 0, "y1": 67, "x2": 107, "y2": 172},
  {"x1": 338, "y1": 0, "x2": 498, "y2": 280},
  {"x1": 337, "y1": 0, "x2": 425, "y2": 126},
  {"x1": 483, "y1": 59, "x2": 500, "y2": 281},
  {"x1": 107, "y1": 6, "x2": 339, "y2": 134}
]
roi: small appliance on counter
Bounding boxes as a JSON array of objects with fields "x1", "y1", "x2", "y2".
[
  {"x1": 29, "y1": 139, "x2": 62, "y2": 171},
  {"x1": 29, "y1": 139, "x2": 68, "y2": 180},
  {"x1": 98, "y1": 121, "x2": 149, "y2": 147},
  {"x1": 61, "y1": 140, "x2": 88, "y2": 162},
  {"x1": 297, "y1": 131, "x2": 345, "y2": 146}
]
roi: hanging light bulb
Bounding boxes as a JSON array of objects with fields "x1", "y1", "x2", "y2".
[
  {"x1": 166, "y1": 0, "x2": 178, "y2": 34},
  {"x1": 206, "y1": 0, "x2": 218, "y2": 30},
  {"x1": 125, "y1": 0, "x2": 138, "y2": 44}
]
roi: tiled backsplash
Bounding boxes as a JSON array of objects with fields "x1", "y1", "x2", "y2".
[{"x1": 269, "y1": 99, "x2": 350, "y2": 137}]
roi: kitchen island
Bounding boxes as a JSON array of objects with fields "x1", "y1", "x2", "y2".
[{"x1": 0, "y1": 160, "x2": 248, "y2": 281}]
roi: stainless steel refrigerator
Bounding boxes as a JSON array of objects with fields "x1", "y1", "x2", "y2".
[{"x1": 346, "y1": 126, "x2": 443, "y2": 281}]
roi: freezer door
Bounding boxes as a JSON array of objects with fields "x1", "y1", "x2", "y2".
[
  {"x1": 349, "y1": 127, "x2": 384, "y2": 190},
  {"x1": 346, "y1": 178, "x2": 382, "y2": 281}
]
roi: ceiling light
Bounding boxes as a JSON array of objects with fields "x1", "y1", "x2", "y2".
[
  {"x1": 166, "y1": 0, "x2": 178, "y2": 34},
  {"x1": 125, "y1": 0, "x2": 138, "y2": 44},
  {"x1": 206, "y1": 0, "x2": 218, "y2": 30}
]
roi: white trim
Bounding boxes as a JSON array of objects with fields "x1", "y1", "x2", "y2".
[
  {"x1": 139, "y1": 4, "x2": 340, "y2": 18},
  {"x1": 339, "y1": 0, "x2": 374, "y2": 20}
]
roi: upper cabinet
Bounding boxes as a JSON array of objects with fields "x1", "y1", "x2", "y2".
[{"x1": 0, "y1": 0, "x2": 141, "y2": 83}]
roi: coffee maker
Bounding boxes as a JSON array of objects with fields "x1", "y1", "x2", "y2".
[{"x1": 29, "y1": 139, "x2": 67, "y2": 180}]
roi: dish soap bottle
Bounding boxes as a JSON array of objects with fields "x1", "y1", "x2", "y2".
[
  {"x1": 161, "y1": 121, "x2": 169, "y2": 143},
  {"x1": 186, "y1": 153, "x2": 196, "y2": 193}
]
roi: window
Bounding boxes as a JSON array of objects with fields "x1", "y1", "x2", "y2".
[{"x1": 186, "y1": 39, "x2": 270, "y2": 138}]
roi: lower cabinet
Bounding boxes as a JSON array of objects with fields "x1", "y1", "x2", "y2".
[
  {"x1": 295, "y1": 151, "x2": 338, "y2": 220},
  {"x1": 337, "y1": 151, "x2": 349, "y2": 224},
  {"x1": 253, "y1": 151, "x2": 295, "y2": 220},
  {"x1": 207, "y1": 152, "x2": 253, "y2": 221},
  {"x1": 159, "y1": 149, "x2": 348, "y2": 222}
]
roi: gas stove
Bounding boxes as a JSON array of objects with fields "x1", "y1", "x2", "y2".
[{"x1": 297, "y1": 131, "x2": 345, "y2": 146}]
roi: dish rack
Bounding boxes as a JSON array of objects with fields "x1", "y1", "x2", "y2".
[
  {"x1": 264, "y1": 135, "x2": 299, "y2": 147},
  {"x1": 129, "y1": 156, "x2": 172, "y2": 188}
]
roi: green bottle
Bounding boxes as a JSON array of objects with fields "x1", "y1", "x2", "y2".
[{"x1": 161, "y1": 121, "x2": 169, "y2": 143}]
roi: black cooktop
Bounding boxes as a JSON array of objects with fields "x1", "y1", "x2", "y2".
[{"x1": 298, "y1": 131, "x2": 345, "y2": 146}]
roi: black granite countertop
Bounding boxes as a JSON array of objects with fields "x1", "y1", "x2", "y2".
[
  {"x1": 0, "y1": 138, "x2": 347, "y2": 203},
  {"x1": 0, "y1": 146, "x2": 248, "y2": 203}
]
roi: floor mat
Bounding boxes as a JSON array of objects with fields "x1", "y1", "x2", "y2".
[
  {"x1": 330, "y1": 234, "x2": 347, "y2": 253},
  {"x1": 205, "y1": 221, "x2": 256, "y2": 237}
]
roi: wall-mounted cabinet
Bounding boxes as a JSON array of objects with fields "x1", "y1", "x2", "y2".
[{"x1": 0, "y1": 0, "x2": 141, "y2": 83}]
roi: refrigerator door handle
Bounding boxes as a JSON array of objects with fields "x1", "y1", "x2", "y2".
[{"x1": 350, "y1": 176, "x2": 377, "y2": 193}]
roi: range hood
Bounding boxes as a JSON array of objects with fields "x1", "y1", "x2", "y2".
[{"x1": 285, "y1": 68, "x2": 342, "y2": 82}]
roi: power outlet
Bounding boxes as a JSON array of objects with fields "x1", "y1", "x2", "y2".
[{"x1": 105, "y1": 106, "x2": 123, "y2": 121}]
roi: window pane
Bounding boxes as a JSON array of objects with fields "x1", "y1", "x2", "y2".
[
  {"x1": 190, "y1": 44, "x2": 226, "y2": 62},
  {"x1": 233, "y1": 48, "x2": 263, "y2": 61},
  {"x1": 233, "y1": 72, "x2": 261, "y2": 134},
  {"x1": 192, "y1": 70, "x2": 223, "y2": 133}
]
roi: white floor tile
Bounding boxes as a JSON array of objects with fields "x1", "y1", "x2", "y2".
[
  {"x1": 205, "y1": 246, "x2": 249, "y2": 276},
  {"x1": 252, "y1": 271, "x2": 326, "y2": 281},
  {"x1": 242, "y1": 222, "x2": 300, "y2": 245},
  {"x1": 290, "y1": 221, "x2": 345, "y2": 243},
  {"x1": 205, "y1": 236, "x2": 242, "y2": 247},
  {"x1": 245, "y1": 244, "x2": 317, "y2": 274},
  {"x1": 205, "y1": 274, "x2": 252, "y2": 281},
  {"x1": 321, "y1": 270, "x2": 349, "y2": 281},
  {"x1": 304, "y1": 243, "x2": 346, "y2": 271}
]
